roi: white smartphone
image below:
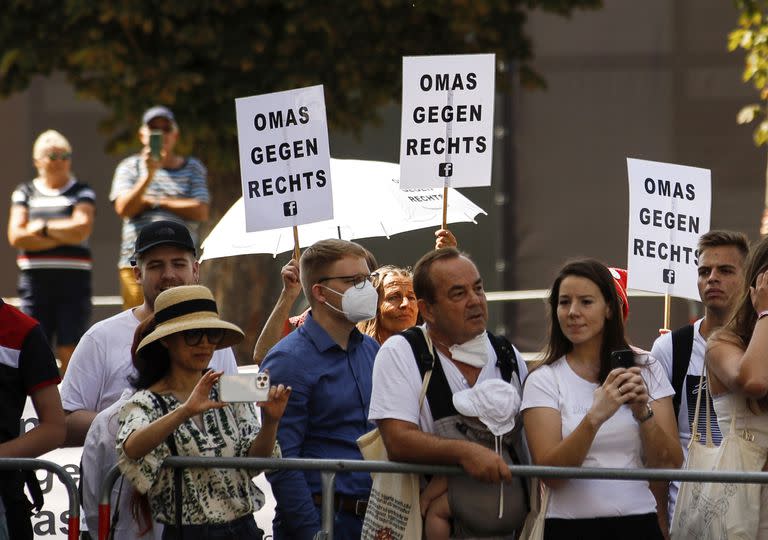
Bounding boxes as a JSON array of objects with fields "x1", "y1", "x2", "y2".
[{"x1": 218, "y1": 373, "x2": 271, "y2": 402}]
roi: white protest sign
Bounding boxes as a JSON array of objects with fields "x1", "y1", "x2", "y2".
[
  {"x1": 627, "y1": 158, "x2": 711, "y2": 301},
  {"x1": 235, "y1": 85, "x2": 333, "y2": 232},
  {"x1": 399, "y1": 53, "x2": 495, "y2": 189}
]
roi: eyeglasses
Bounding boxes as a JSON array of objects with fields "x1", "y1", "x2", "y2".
[
  {"x1": 182, "y1": 328, "x2": 225, "y2": 346},
  {"x1": 47, "y1": 152, "x2": 72, "y2": 160},
  {"x1": 317, "y1": 273, "x2": 378, "y2": 289}
]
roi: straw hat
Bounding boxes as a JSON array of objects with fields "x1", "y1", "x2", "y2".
[{"x1": 136, "y1": 285, "x2": 244, "y2": 352}]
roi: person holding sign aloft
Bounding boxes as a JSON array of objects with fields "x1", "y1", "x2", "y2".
[
  {"x1": 704, "y1": 236, "x2": 768, "y2": 539},
  {"x1": 521, "y1": 260, "x2": 682, "y2": 540}
]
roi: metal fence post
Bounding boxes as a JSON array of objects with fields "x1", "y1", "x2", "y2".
[
  {"x1": 315, "y1": 470, "x2": 337, "y2": 540},
  {"x1": 0, "y1": 458, "x2": 80, "y2": 540},
  {"x1": 98, "y1": 465, "x2": 123, "y2": 540}
]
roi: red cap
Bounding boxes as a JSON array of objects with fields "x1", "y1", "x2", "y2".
[{"x1": 608, "y1": 267, "x2": 629, "y2": 321}]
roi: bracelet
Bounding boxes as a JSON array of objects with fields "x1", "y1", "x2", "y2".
[
  {"x1": 635, "y1": 403, "x2": 654, "y2": 424},
  {"x1": 758, "y1": 310, "x2": 768, "y2": 321}
]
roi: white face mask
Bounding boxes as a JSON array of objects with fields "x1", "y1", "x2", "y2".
[
  {"x1": 449, "y1": 332, "x2": 489, "y2": 367},
  {"x1": 322, "y1": 280, "x2": 379, "y2": 323}
]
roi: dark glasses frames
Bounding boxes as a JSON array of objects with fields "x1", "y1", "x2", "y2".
[
  {"x1": 47, "y1": 152, "x2": 72, "y2": 160},
  {"x1": 182, "y1": 328, "x2": 225, "y2": 346}
]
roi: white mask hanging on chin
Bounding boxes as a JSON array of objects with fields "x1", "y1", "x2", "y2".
[
  {"x1": 449, "y1": 332, "x2": 489, "y2": 367},
  {"x1": 321, "y1": 280, "x2": 379, "y2": 323}
]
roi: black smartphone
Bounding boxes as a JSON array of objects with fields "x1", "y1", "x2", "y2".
[
  {"x1": 610, "y1": 349, "x2": 635, "y2": 369},
  {"x1": 149, "y1": 130, "x2": 163, "y2": 160}
]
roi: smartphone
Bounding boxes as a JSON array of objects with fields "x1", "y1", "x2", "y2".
[
  {"x1": 610, "y1": 349, "x2": 636, "y2": 370},
  {"x1": 218, "y1": 373, "x2": 271, "y2": 402},
  {"x1": 149, "y1": 130, "x2": 163, "y2": 160}
]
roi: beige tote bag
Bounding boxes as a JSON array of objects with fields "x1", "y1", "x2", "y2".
[{"x1": 671, "y1": 370, "x2": 765, "y2": 540}]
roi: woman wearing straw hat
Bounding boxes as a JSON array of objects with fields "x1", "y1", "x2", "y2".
[{"x1": 116, "y1": 285, "x2": 290, "y2": 539}]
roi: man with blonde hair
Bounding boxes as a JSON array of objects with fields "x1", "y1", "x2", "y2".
[{"x1": 263, "y1": 239, "x2": 380, "y2": 540}]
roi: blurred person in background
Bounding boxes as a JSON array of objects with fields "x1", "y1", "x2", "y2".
[
  {"x1": 7, "y1": 129, "x2": 95, "y2": 374},
  {"x1": 110, "y1": 105, "x2": 209, "y2": 309}
]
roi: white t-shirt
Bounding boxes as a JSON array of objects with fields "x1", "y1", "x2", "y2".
[
  {"x1": 650, "y1": 318, "x2": 722, "y2": 515},
  {"x1": 520, "y1": 354, "x2": 673, "y2": 519},
  {"x1": 369, "y1": 328, "x2": 528, "y2": 431},
  {"x1": 82, "y1": 390, "x2": 163, "y2": 540},
  {"x1": 60, "y1": 308, "x2": 238, "y2": 413}
]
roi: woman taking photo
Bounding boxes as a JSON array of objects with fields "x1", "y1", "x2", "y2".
[
  {"x1": 117, "y1": 285, "x2": 290, "y2": 539},
  {"x1": 521, "y1": 259, "x2": 681, "y2": 540},
  {"x1": 706, "y1": 236, "x2": 768, "y2": 538}
]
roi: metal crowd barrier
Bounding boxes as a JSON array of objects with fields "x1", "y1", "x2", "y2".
[
  {"x1": 0, "y1": 458, "x2": 80, "y2": 540},
  {"x1": 97, "y1": 457, "x2": 768, "y2": 540}
]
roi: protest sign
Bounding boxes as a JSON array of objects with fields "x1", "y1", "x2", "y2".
[
  {"x1": 399, "y1": 53, "x2": 495, "y2": 189},
  {"x1": 627, "y1": 158, "x2": 711, "y2": 302},
  {"x1": 235, "y1": 85, "x2": 333, "y2": 232}
]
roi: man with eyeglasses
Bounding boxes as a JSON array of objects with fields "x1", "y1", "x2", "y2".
[
  {"x1": 60, "y1": 220, "x2": 238, "y2": 539},
  {"x1": 262, "y1": 239, "x2": 380, "y2": 540},
  {"x1": 110, "y1": 105, "x2": 210, "y2": 310}
]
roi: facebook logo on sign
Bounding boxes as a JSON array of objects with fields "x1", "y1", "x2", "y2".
[
  {"x1": 662, "y1": 269, "x2": 675, "y2": 284},
  {"x1": 438, "y1": 162, "x2": 453, "y2": 177},
  {"x1": 283, "y1": 201, "x2": 298, "y2": 216}
]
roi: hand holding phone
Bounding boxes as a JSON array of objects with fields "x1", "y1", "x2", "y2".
[
  {"x1": 218, "y1": 373, "x2": 271, "y2": 402},
  {"x1": 610, "y1": 349, "x2": 635, "y2": 370},
  {"x1": 149, "y1": 130, "x2": 163, "y2": 161}
]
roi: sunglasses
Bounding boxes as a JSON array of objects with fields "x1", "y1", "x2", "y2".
[
  {"x1": 148, "y1": 124, "x2": 174, "y2": 133},
  {"x1": 182, "y1": 328, "x2": 225, "y2": 346},
  {"x1": 47, "y1": 152, "x2": 72, "y2": 160}
]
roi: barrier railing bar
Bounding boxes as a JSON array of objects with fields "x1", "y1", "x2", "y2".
[
  {"x1": 2, "y1": 295, "x2": 123, "y2": 308},
  {"x1": 0, "y1": 458, "x2": 80, "y2": 540},
  {"x1": 98, "y1": 457, "x2": 768, "y2": 540},
  {"x1": 485, "y1": 289, "x2": 663, "y2": 302}
]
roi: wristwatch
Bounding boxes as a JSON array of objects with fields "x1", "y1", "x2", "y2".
[{"x1": 635, "y1": 403, "x2": 654, "y2": 424}]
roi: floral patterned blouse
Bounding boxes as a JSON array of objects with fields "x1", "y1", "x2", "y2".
[{"x1": 116, "y1": 387, "x2": 280, "y2": 525}]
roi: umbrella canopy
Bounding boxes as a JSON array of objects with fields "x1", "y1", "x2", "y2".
[{"x1": 200, "y1": 158, "x2": 487, "y2": 260}]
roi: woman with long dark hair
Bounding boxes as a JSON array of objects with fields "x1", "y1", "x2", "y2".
[
  {"x1": 521, "y1": 259, "x2": 681, "y2": 539},
  {"x1": 116, "y1": 285, "x2": 290, "y2": 539}
]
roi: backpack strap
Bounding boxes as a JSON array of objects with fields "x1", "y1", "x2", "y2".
[
  {"x1": 400, "y1": 327, "x2": 456, "y2": 420},
  {"x1": 401, "y1": 327, "x2": 435, "y2": 379},
  {"x1": 401, "y1": 328, "x2": 521, "y2": 421},
  {"x1": 671, "y1": 324, "x2": 695, "y2": 420},
  {"x1": 487, "y1": 331, "x2": 519, "y2": 383}
]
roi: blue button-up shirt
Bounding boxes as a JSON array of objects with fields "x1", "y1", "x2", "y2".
[{"x1": 263, "y1": 312, "x2": 379, "y2": 539}]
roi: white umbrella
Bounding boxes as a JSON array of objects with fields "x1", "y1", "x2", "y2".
[{"x1": 200, "y1": 158, "x2": 487, "y2": 260}]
